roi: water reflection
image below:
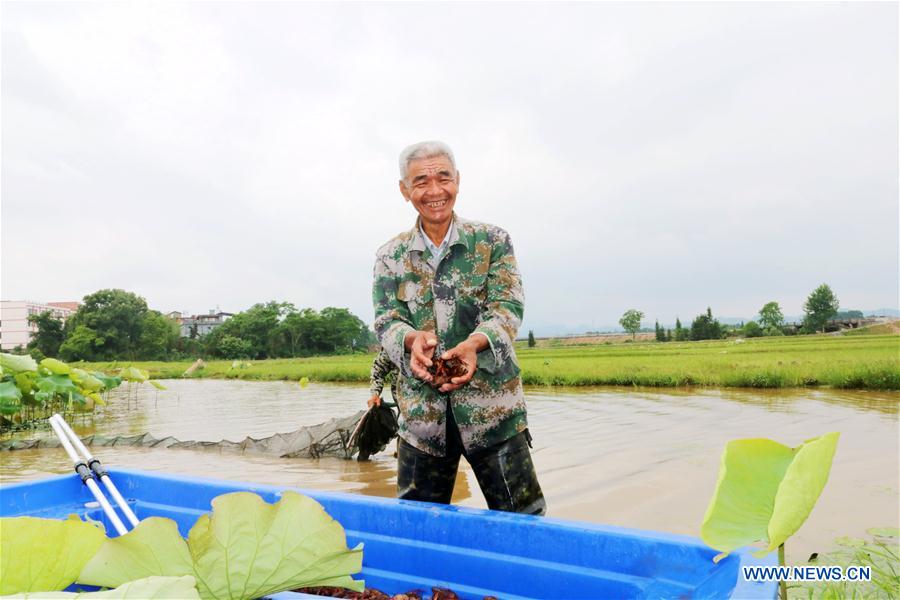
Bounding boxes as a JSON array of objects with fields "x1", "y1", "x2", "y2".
[{"x1": 1, "y1": 381, "x2": 896, "y2": 563}]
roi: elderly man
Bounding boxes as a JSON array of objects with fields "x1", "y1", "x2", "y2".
[{"x1": 372, "y1": 140, "x2": 545, "y2": 515}]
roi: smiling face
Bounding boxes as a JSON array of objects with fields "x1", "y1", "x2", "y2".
[{"x1": 399, "y1": 155, "x2": 460, "y2": 231}]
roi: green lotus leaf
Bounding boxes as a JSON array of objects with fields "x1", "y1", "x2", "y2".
[
  {"x1": 834, "y1": 536, "x2": 866, "y2": 548},
  {"x1": 188, "y1": 491, "x2": 363, "y2": 599},
  {"x1": 71, "y1": 369, "x2": 104, "y2": 393},
  {"x1": 36, "y1": 375, "x2": 80, "y2": 399},
  {"x1": 40, "y1": 358, "x2": 73, "y2": 375},
  {"x1": 78, "y1": 518, "x2": 193, "y2": 588},
  {"x1": 765, "y1": 432, "x2": 840, "y2": 554},
  {"x1": 119, "y1": 367, "x2": 149, "y2": 383},
  {"x1": 148, "y1": 381, "x2": 167, "y2": 390},
  {"x1": 4, "y1": 575, "x2": 200, "y2": 599},
  {"x1": 0, "y1": 353, "x2": 38, "y2": 374},
  {"x1": 0, "y1": 381, "x2": 23, "y2": 414},
  {"x1": 701, "y1": 432, "x2": 839, "y2": 560},
  {"x1": 91, "y1": 372, "x2": 122, "y2": 391},
  {"x1": 866, "y1": 527, "x2": 900, "y2": 539},
  {"x1": 299, "y1": 377, "x2": 310, "y2": 388},
  {"x1": 80, "y1": 492, "x2": 363, "y2": 600},
  {"x1": 14, "y1": 372, "x2": 36, "y2": 397},
  {"x1": 0, "y1": 515, "x2": 106, "y2": 594}
]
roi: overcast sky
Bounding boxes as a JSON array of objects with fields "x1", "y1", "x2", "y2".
[{"x1": 2, "y1": 2, "x2": 897, "y2": 335}]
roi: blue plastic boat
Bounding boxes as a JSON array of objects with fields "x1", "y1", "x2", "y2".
[{"x1": 1, "y1": 469, "x2": 777, "y2": 599}]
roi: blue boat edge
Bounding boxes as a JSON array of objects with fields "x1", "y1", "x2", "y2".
[{"x1": 1, "y1": 469, "x2": 778, "y2": 600}]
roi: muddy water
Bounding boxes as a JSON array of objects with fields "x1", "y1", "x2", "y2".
[{"x1": 1, "y1": 381, "x2": 897, "y2": 563}]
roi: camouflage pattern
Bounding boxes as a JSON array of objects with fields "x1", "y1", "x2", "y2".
[
  {"x1": 373, "y1": 214, "x2": 527, "y2": 456},
  {"x1": 369, "y1": 348, "x2": 399, "y2": 401},
  {"x1": 397, "y1": 412, "x2": 545, "y2": 515}
]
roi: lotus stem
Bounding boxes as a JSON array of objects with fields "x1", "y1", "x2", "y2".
[{"x1": 779, "y1": 543, "x2": 787, "y2": 600}]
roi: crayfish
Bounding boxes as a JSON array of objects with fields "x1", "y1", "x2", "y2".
[{"x1": 427, "y1": 357, "x2": 468, "y2": 387}]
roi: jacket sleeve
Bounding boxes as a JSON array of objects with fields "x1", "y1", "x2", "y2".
[
  {"x1": 369, "y1": 348, "x2": 397, "y2": 396},
  {"x1": 373, "y1": 254, "x2": 416, "y2": 379},
  {"x1": 472, "y1": 229, "x2": 524, "y2": 374}
]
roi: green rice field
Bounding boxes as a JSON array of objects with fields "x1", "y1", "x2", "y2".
[{"x1": 82, "y1": 333, "x2": 900, "y2": 390}]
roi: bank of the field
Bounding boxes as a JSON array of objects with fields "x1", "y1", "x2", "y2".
[{"x1": 80, "y1": 333, "x2": 900, "y2": 390}]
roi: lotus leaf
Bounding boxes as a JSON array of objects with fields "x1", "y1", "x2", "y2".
[
  {"x1": 77, "y1": 518, "x2": 193, "y2": 587},
  {"x1": 148, "y1": 381, "x2": 166, "y2": 390},
  {"x1": 119, "y1": 367, "x2": 149, "y2": 383},
  {"x1": 0, "y1": 381, "x2": 23, "y2": 415},
  {"x1": 0, "y1": 353, "x2": 38, "y2": 373},
  {"x1": 4, "y1": 575, "x2": 200, "y2": 599},
  {"x1": 299, "y1": 377, "x2": 310, "y2": 388},
  {"x1": 35, "y1": 375, "x2": 79, "y2": 397},
  {"x1": 79, "y1": 491, "x2": 363, "y2": 599},
  {"x1": 71, "y1": 369, "x2": 105, "y2": 393},
  {"x1": 14, "y1": 372, "x2": 36, "y2": 397},
  {"x1": 91, "y1": 372, "x2": 122, "y2": 391},
  {"x1": 0, "y1": 515, "x2": 106, "y2": 595},
  {"x1": 40, "y1": 358, "x2": 73, "y2": 375},
  {"x1": 701, "y1": 432, "x2": 839, "y2": 559},
  {"x1": 867, "y1": 527, "x2": 900, "y2": 539},
  {"x1": 834, "y1": 536, "x2": 866, "y2": 548}
]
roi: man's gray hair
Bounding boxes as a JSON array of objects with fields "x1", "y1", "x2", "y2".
[{"x1": 398, "y1": 140, "x2": 457, "y2": 181}]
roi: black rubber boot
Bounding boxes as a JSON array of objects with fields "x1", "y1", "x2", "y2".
[
  {"x1": 467, "y1": 432, "x2": 547, "y2": 516},
  {"x1": 396, "y1": 439, "x2": 461, "y2": 504}
]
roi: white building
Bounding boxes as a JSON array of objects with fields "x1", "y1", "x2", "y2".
[
  {"x1": 166, "y1": 310, "x2": 233, "y2": 338},
  {"x1": 0, "y1": 301, "x2": 78, "y2": 350}
]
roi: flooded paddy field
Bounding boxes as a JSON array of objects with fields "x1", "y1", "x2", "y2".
[{"x1": 2, "y1": 380, "x2": 897, "y2": 564}]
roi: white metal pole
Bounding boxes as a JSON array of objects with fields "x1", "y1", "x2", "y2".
[
  {"x1": 48, "y1": 416, "x2": 128, "y2": 536},
  {"x1": 50, "y1": 414, "x2": 140, "y2": 527}
]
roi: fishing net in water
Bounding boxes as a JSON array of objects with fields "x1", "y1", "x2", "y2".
[{"x1": 0, "y1": 409, "x2": 372, "y2": 459}]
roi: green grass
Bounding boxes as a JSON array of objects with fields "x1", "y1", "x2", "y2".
[
  {"x1": 79, "y1": 333, "x2": 900, "y2": 390},
  {"x1": 790, "y1": 529, "x2": 899, "y2": 599}
]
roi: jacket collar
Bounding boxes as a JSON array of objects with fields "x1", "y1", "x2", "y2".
[{"x1": 408, "y1": 213, "x2": 469, "y2": 254}]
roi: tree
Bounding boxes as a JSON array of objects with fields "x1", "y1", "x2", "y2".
[
  {"x1": 207, "y1": 301, "x2": 293, "y2": 358},
  {"x1": 318, "y1": 307, "x2": 372, "y2": 354},
  {"x1": 137, "y1": 311, "x2": 180, "y2": 360},
  {"x1": 758, "y1": 302, "x2": 785, "y2": 333},
  {"x1": 654, "y1": 320, "x2": 665, "y2": 342},
  {"x1": 27, "y1": 311, "x2": 66, "y2": 357},
  {"x1": 277, "y1": 311, "x2": 306, "y2": 357},
  {"x1": 674, "y1": 317, "x2": 687, "y2": 341},
  {"x1": 214, "y1": 334, "x2": 254, "y2": 359},
  {"x1": 59, "y1": 325, "x2": 104, "y2": 361},
  {"x1": 208, "y1": 302, "x2": 373, "y2": 359},
  {"x1": 743, "y1": 321, "x2": 763, "y2": 338},
  {"x1": 619, "y1": 309, "x2": 644, "y2": 340},
  {"x1": 802, "y1": 284, "x2": 839, "y2": 333},
  {"x1": 690, "y1": 307, "x2": 723, "y2": 341},
  {"x1": 528, "y1": 330, "x2": 536, "y2": 348},
  {"x1": 65, "y1": 289, "x2": 149, "y2": 360},
  {"x1": 665, "y1": 328, "x2": 672, "y2": 342}
]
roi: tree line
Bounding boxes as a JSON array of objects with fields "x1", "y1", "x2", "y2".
[
  {"x1": 24, "y1": 289, "x2": 375, "y2": 361},
  {"x1": 619, "y1": 283, "x2": 846, "y2": 342}
]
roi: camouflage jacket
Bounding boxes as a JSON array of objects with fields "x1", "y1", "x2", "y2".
[
  {"x1": 369, "y1": 348, "x2": 399, "y2": 401},
  {"x1": 372, "y1": 215, "x2": 527, "y2": 456}
]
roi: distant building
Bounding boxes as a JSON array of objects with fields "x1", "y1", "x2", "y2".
[
  {"x1": 0, "y1": 300, "x2": 79, "y2": 350},
  {"x1": 168, "y1": 310, "x2": 233, "y2": 338}
]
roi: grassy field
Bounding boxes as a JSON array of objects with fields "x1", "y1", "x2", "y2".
[{"x1": 82, "y1": 332, "x2": 900, "y2": 390}]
